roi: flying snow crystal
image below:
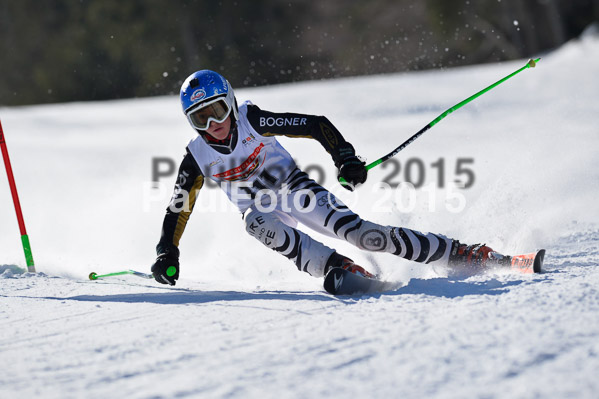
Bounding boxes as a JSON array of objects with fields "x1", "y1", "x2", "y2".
[
  {"x1": 162, "y1": 72, "x2": 168, "y2": 78},
  {"x1": 513, "y1": 20, "x2": 519, "y2": 26}
]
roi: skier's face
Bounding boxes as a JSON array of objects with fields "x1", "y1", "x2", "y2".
[{"x1": 205, "y1": 115, "x2": 232, "y2": 140}]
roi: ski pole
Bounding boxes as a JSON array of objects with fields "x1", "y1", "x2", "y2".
[
  {"x1": 0, "y1": 120, "x2": 36, "y2": 272},
  {"x1": 339, "y1": 58, "x2": 540, "y2": 186},
  {"x1": 89, "y1": 270, "x2": 154, "y2": 280}
]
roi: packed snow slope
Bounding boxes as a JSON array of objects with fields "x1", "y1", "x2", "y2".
[{"x1": 2, "y1": 32, "x2": 599, "y2": 398}]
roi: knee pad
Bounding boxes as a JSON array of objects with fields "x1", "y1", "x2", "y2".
[
  {"x1": 245, "y1": 209, "x2": 285, "y2": 249},
  {"x1": 352, "y1": 220, "x2": 393, "y2": 252},
  {"x1": 245, "y1": 208, "x2": 336, "y2": 277}
]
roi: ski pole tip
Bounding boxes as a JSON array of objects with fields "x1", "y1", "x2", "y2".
[
  {"x1": 527, "y1": 58, "x2": 541, "y2": 68},
  {"x1": 89, "y1": 272, "x2": 98, "y2": 280}
]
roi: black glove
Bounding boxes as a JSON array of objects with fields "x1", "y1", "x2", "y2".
[
  {"x1": 337, "y1": 155, "x2": 367, "y2": 191},
  {"x1": 151, "y1": 253, "x2": 180, "y2": 286}
]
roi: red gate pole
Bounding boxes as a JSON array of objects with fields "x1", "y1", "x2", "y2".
[{"x1": 0, "y1": 119, "x2": 35, "y2": 272}]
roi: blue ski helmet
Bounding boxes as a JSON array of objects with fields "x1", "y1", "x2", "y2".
[{"x1": 180, "y1": 70, "x2": 239, "y2": 127}]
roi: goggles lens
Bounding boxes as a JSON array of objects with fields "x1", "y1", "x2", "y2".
[{"x1": 187, "y1": 98, "x2": 231, "y2": 130}]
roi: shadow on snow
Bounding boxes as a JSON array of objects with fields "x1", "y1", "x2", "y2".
[
  {"x1": 26, "y1": 275, "x2": 530, "y2": 304},
  {"x1": 389, "y1": 277, "x2": 526, "y2": 298},
  {"x1": 46, "y1": 290, "x2": 335, "y2": 304}
]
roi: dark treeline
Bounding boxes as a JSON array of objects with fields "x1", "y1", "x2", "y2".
[{"x1": 0, "y1": 0, "x2": 597, "y2": 106}]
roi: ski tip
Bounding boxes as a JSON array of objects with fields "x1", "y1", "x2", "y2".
[
  {"x1": 534, "y1": 249, "x2": 546, "y2": 273},
  {"x1": 89, "y1": 272, "x2": 98, "y2": 280}
]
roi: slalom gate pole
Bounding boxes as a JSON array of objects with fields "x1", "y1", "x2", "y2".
[
  {"x1": 0, "y1": 120, "x2": 36, "y2": 272},
  {"x1": 339, "y1": 58, "x2": 540, "y2": 186}
]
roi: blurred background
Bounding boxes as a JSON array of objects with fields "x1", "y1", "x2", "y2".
[{"x1": 1, "y1": 0, "x2": 597, "y2": 106}]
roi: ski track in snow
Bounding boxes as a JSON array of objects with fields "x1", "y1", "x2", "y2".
[
  {"x1": 2, "y1": 227, "x2": 598, "y2": 399},
  {"x1": 2, "y1": 32, "x2": 599, "y2": 398}
]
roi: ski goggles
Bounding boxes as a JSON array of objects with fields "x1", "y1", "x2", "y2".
[{"x1": 186, "y1": 97, "x2": 232, "y2": 130}]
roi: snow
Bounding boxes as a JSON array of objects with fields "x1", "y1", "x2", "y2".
[{"x1": 2, "y1": 33, "x2": 599, "y2": 398}]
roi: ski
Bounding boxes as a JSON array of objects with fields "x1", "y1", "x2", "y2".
[
  {"x1": 510, "y1": 249, "x2": 545, "y2": 274},
  {"x1": 323, "y1": 267, "x2": 396, "y2": 296},
  {"x1": 324, "y1": 249, "x2": 545, "y2": 295}
]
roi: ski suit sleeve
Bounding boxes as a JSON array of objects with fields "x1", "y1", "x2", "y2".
[
  {"x1": 156, "y1": 151, "x2": 204, "y2": 257},
  {"x1": 245, "y1": 104, "x2": 357, "y2": 167}
]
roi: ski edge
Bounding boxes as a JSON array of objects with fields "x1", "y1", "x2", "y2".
[{"x1": 534, "y1": 249, "x2": 546, "y2": 273}]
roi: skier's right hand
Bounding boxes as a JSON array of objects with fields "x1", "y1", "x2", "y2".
[
  {"x1": 151, "y1": 253, "x2": 180, "y2": 286},
  {"x1": 337, "y1": 155, "x2": 367, "y2": 191}
]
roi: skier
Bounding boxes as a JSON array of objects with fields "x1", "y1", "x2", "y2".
[{"x1": 151, "y1": 70, "x2": 500, "y2": 286}]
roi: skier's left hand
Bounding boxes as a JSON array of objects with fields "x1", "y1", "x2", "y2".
[
  {"x1": 151, "y1": 254, "x2": 180, "y2": 286},
  {"x1": 337, "y1": 155, "x2": 367, "y2": 191}
]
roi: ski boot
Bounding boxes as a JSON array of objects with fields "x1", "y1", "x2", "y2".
[
  {"x1": 448, "y1": 241, "x2": 510, "y2": 269},
  {"x1": 324, "y1": 252, "x2": 375, "y2": 278}
]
